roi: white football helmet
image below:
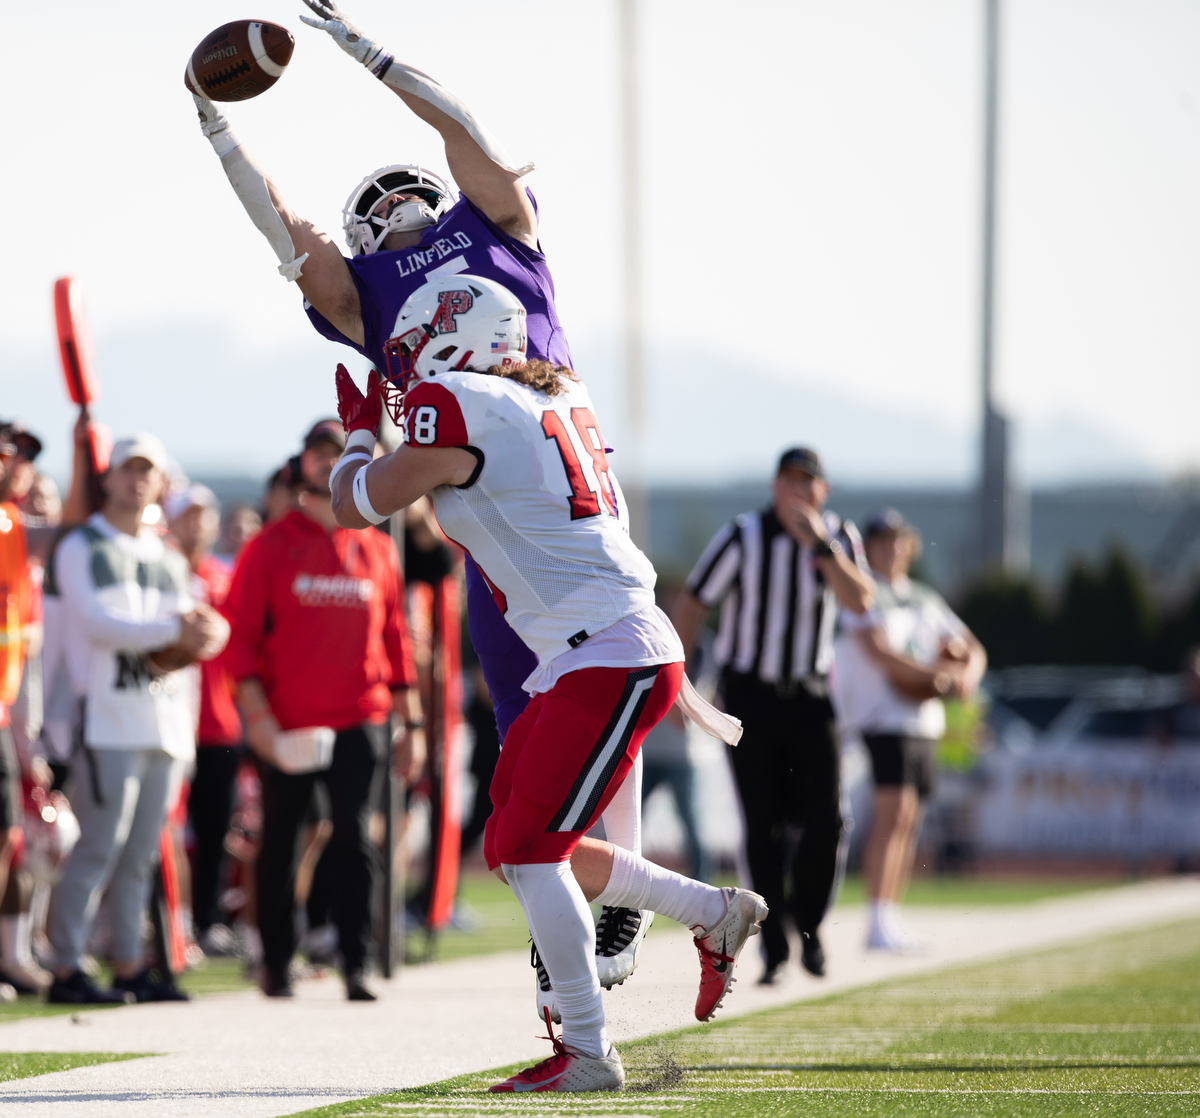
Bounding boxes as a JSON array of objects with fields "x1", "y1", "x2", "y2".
[
  {"x1": 342, "y1": 164, "x2": 455, "y2": 256},
  {"x1": 381, "y1": 274, "x2": 527, "y2": 423}
]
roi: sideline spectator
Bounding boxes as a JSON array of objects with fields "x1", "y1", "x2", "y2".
[
  {"x1": 0, "y1": 428, "x2": 34, "y2": 996},
  {"x1": 0, "y1": 422, "x2": 57, "y2": 993},
  {"x1": 213, "y1": 503, "x2": 262, "y2": 569},
  {"x1": 461, "y1": 666, "x2": 498, "y2": 856},
  {"x1": 46, "y1": 433, "x2": 228, "y2": 1004},
  {"x1": 224, "y1": 420, "x2": 424, "y2": 1000},
  {"x1": 672, "y1": 447, "x2": 874, "y2": 983},
  {"x1": 834, "y1": 509, "x2": 985, "y2": 950},
  {"x1": 263, "y1": 463, "x2": 297, "y2": 524},
  {"x1": 166, "y1": 485, "x2": 244, "y2": 956}
]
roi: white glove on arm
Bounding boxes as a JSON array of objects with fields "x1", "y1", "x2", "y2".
[
  {"x1": 193, "y1": 95, "x2": 309, "y2": 282},
  {"x1": 299, "y1": 0, "x2": 533, "y2": 178}
]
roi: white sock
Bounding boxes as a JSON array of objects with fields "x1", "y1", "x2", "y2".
[
  {"x1": 598, "y1": 753, "x2": 642, "y2": 856},
  {"x1": 593, "y1": 844, "x2": 726, "y2": 930},
  {"x1": 504, "y1": 861, "x2": 609, "y2": 1059}
]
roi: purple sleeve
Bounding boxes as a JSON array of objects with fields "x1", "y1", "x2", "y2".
[
  {"x1": 464, "y1": 188, "x2": 547, "y2": 273},
  {"x1": 302, "y1": 257, "x2": 384, "y2": 359},
  {"x1": 463, "y1": 554, "x2": 535, "y2": 743}
]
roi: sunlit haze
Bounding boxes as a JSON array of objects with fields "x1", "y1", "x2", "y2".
[{"x1": 2, "y1": 0, "x2": 1198, "y2": 488}]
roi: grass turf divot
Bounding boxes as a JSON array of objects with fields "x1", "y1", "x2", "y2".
[
  {"x1": 0, "y1": 1052, "x2": 150, "y2": 1082},
  {"x1": 283, "y1": 916, "x2": 1200, "y2": 1118}
]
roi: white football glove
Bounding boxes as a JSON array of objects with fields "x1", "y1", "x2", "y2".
[
  {"x1": 193, "y1": 94, "x2": 241, "y2": 157},
  {"x1": 299, "y1": 0, "x2": 390, "y2": 73}
]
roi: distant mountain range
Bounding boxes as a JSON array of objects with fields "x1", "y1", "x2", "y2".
[{"x1": 2, "y1": 324, "x2": 1157, "y2": 489}]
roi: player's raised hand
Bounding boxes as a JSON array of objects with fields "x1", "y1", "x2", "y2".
[
  {"x1": 335, "y1": 364, "x2": 383, "y2": 437},
  {"x1": 300, "y1": 0, "x2": 385, "y2": 68}
]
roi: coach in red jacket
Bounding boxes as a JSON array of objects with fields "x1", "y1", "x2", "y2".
[{"x1": 224, "y1": 420, "x2": 423, "y2": 1000}]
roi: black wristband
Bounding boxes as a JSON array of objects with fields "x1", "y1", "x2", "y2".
[
  {"x1": 812, "y1": 539, "x2": 836, "y2": 559},
  {"x1": 404, "y1": 718, "x2": 426, "y2": 731}
]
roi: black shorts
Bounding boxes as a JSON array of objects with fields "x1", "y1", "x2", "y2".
[
  {"x1": 0, "y1": 725, "x2": 22, "y2": 830},
  {"x1": 863, "y1": 733, "x2": 936, "y2": 801}
]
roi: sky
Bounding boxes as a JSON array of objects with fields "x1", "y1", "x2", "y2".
[{"x1": 2, "y1": 0, "x2": 1198, "y2": 488}]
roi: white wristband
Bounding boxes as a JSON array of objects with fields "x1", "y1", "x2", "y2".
[
  {"x1": 352, "y1": 464, "x2": 389, "y2": 525},
  {"x1": 328, "y1": 451, "x2": 372, "y2": 491},
  {"x1": 345, "y1": 429, "x2": 376, "y2": 454}
]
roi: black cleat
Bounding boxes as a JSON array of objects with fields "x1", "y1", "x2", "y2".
[
  {"x1": 800, "y1": 930, "x2": 826, "y2": 977},
  {"x1": 758, "y1": 962, "x2": 783, "y2": 986},
  {"x1": 47, "y1": 969, "x2": 134, "y2": 1005},
  {"x1": 260, "y1": 966, "x2": 294, "y2": 998},
  {"x1": 111, "y1": 968, "x2": 190, "y2": 1003},
  {"x1": 345, "y1": 971, "x2": 377, "y2": 1001}
]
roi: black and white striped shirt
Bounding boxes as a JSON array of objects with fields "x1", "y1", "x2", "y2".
[{"x1": 686, "y1": 507, "x2": 867, "y2": 686}]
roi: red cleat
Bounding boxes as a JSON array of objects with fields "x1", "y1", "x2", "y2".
[
  {"x1": 692, "y1": 887, "x2": 769, "y2": 1021},
  {"x1": 488, "y1": 1008, "x2": 625, "y2": 1093}
]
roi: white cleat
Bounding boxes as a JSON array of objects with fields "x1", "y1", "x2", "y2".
[
  {"x1": 490, "y1": 1008, "x2": 625, "y2": 1093},
  {"x1": 595, "y1": 906, "x2": 654, "y2": 989},
  {"x1": 692, "y1": 887, "x2": 769, "y2": 1021}
]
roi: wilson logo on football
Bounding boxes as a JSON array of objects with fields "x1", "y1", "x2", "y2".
[
  {"x1": 292, "y1": 574, "x2": 373, "y2": 607},
  {"x1": 202, "y1": 45, "x2": 239, "y2": 64}
]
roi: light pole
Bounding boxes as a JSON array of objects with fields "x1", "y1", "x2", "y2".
[
  {"x1": 978, "y1": 0, "x2": 1014, "y2": 572},
  {"x1": 619, "y1": 0, "x2": 649, "y2": 549}
]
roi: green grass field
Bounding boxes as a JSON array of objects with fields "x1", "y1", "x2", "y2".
[
  {"x1": 284, "y1": 915, "x2": 1200, "y2": 1118},
  {"x1": 409, "y1": 871, "x2": 1120, "y2": 965},
  {"x1": 0, "y1": 1052, "x2": 148, "y2": 1082}
]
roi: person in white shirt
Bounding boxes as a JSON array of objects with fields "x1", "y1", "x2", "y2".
[
  {"x1": 45, "y1": 434, "x2": 227, "y2": 1004},
  {"x1": 834, "y1": 509, "x2": 986, "y2": 950}
]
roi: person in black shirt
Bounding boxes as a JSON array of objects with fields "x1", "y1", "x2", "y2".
[{"x1": 672, "y1": 447, "x2": 873, "y2": 982}]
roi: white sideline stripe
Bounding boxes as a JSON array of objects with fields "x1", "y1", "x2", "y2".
[
  {"x1": 249, "y1": 23, "x2": 286, "y2": 78},
  {"x1": 556, "y1": 674, "x2": 656, "y2": 831}
]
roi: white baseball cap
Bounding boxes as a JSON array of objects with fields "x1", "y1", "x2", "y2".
[
  {"x1": 165, "y1": 483, "x2": 219, "y2": 521},
  {"x1": 109, "y1": 432, "x2": 169, "y2": 474}
]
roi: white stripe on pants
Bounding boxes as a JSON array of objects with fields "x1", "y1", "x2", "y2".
[{"x1": 49, "y1": 748, "x2": 179, "y2": 970}]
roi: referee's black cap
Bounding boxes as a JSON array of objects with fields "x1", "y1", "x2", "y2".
[{"x1": 777, "y1": 446, "x2": 824, "y2": 479}]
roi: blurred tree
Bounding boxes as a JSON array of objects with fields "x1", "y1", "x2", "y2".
[
  {"x1": 958, "y1": 573, "x2": 1052, "y2": 668},
  {"x1": 1052, "y1": 548, "x2": 1158, "y2": 667},
  {"x1": 1152, "y1": 575, "x2": 1200, "y2": 671}
]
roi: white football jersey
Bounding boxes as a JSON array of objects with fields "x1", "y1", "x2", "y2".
[{"x1": 402, "y1": 370, "x2": 657, "y2": 664}]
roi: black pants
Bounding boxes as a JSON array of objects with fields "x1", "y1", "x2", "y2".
[
  {"x1": 723, "y1": 672, "x2": 843, "y2": 969},
  {"x1": 188, "y1": 745, "x2": 242, "y2": 933},
  {"x1": 256, "y1": 724, "x2": 384, "y2": 976},
  {"x1": 462, "y1": 695, "x2": 501, "y2": 854}
]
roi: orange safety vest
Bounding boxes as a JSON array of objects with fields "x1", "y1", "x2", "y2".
[{"x1": 0, "y1": 503, "x2": 31, "y2": 706}]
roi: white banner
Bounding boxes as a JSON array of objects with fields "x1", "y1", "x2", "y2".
[{"x1": 974, "y1": 746, "x2": 1200, "y2": 857}]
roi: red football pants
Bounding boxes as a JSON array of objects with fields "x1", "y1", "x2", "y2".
[{"x1": 484, "y1": 661, "x2": 683, "y2": 867}]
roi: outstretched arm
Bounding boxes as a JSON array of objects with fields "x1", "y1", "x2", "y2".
[
  {"x1": 301, "y1": 0, "x2": 538, "y2": 248},
  {"x1": 192, "y1": 96, "x2": 365, "y2": 345}
]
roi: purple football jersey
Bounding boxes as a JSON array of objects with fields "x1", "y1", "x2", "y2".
[{"x1": 306, "y1": 188, "x2": 573, "y2": 373}]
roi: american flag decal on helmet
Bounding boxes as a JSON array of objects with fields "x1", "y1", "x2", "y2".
[{"x1": 491, "y1": 342, "x2": 510, "y2": 352}]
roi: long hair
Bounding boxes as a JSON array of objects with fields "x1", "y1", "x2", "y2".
[{"x1": 478, "y1": 359, "x2": 578, "y2": 397}]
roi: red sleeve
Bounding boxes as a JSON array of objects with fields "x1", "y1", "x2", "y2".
[
  {"x1": 222, "y1": 532, "x2": 272, "y2": 684},
  {"x1": 402, "y1": 381, "x2": 469, "y2": 447},
  {"x1": 379, "y1": 535, "x2": 417, "y2": 689}
]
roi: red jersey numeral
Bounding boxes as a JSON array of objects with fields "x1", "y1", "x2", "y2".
[
  {"x1": 569, "y1": 408, "x2": 615, "y2": 516},
  {"x1": 541, "y1": 407, "x2": 615, "y2": 521},
  {"x1": 542, "y1": 410, "x2": 600, "y2": 519}
]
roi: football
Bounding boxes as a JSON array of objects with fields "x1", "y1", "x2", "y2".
[{"x1": 184, "y1": 20, "x2": 294, "y2": 102}]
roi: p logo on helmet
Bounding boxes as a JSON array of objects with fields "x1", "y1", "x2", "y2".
[{"x1": 379, "y1": 275, "x2": 527, "y2": 424}]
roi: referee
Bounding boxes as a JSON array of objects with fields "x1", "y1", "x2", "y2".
[{"x1": 672, "y1": 447, "x2": 873, "y2": 982}]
